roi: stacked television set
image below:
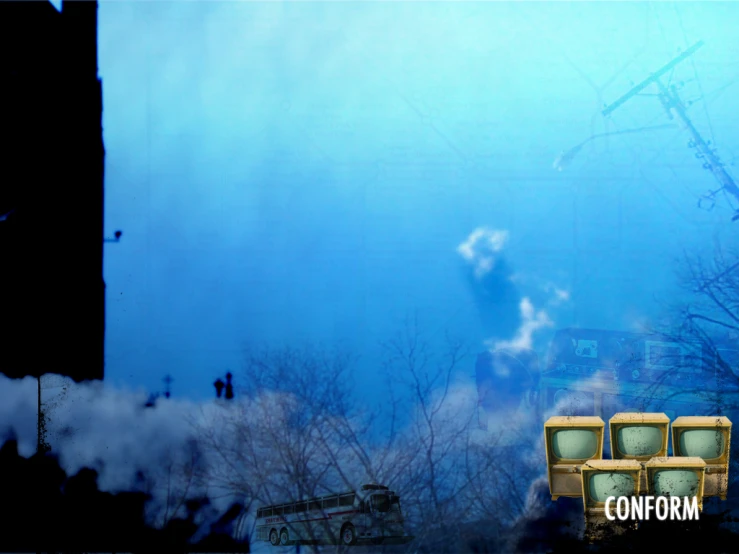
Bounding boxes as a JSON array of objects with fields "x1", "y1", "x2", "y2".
[
  {"x1": 580, "y1": 459, "x2": 642, "y2": 532},
  {"x1": 672, "y1": 416, "x2": 732, "y2": 500},
  {"x1": 544, "y1": 416, "x2": 606, "y2": 500},
  {"x1": 544, "y1": 413, "x2": 732, "y2": 530},
  {"x1": 609, "y1": 412, "x2": 670, "y2": 493}
]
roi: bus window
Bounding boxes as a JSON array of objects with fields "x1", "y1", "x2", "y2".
[
  {"x1": 273, "y1": 507, "x2": 283, "y2": 516},
  {"x1": 309, "y1": 501, "x2": 322, "y2": 511},
  {"x1": 371, "y1": 495, "x2": 390, "y2": 513},
  {"x1": 263, "y1": 508, "x2": 273, "y2": 517},
  {"x1": 295, "y1": 502, "x2": 307, "y2": 513},
  {"x1": 339, "y1": 494, "x2": 355, "y2": 507},
  {"x1": 257, "y1": 509, "x2": 263, "y2": 518},
  {"x1": 284, "y1": 505, "x2": 294, "y2": 514},
  {"x1": 323, "y1": 497, "x2": 339, "y2": 509}
]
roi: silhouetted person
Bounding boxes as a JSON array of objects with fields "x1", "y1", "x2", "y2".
[
  {"x1": 224, "y1": 372, "x2": 234, "y2": 400},
  {"x1": 214, "y1": 378, "x2": 225, "y2": 399},
  {"x1": 163, "y1": 374, "x2": 173, "y2": 399}
]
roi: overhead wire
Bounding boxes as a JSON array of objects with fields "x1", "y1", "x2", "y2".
[
  {"x1": 606, "y1": 111, "x2": 695, "y2": 223},
  {"x1": 578, "y1": 7, "x2": 695, "y2": 220},
  {"x1": 598, "y1": 4, "x2": 737, "y2": 220}
]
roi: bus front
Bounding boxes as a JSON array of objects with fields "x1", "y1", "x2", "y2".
[{"x1": 367, "y1": 489, "x2": 412, "y2": 544}]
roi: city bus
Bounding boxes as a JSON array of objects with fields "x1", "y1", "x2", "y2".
[{"x1": 255, "y1": 484, "x2": 412, "y2": 547}]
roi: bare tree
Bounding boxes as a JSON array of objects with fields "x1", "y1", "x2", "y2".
[
  {"x1": 375, "y1": 317, "x2": 471, "y2": 551},
  {"x1": 193, "y1": 324, "x2": 541, "y2": 553},
  {"x1": 194, "y1": 345, "x2": 377, "y2": 553},
  {"x1": 641, "y1": 243, "x2": 739, "y2": 412},
  {"x1": 628, "y1": 243, "x2": 739, "y2": 515},
  {"x1": 375, "y1": 316, "x2": 541, "y2": 553}
]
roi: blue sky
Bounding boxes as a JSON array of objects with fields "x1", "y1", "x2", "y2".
[{"x1": 97, "y1": 1, "x2": 739, "y2": 400}]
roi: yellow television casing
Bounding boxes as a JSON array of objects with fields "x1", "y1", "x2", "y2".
[
  {"x1": 609, "y1": 412, "x2": 670, "y2": 460},
  {"x1": 671, "y1": 416, "x2": 732, "y2": 500},
  {"x1": 545, "y1": 416, "x2": 605, "y2": 500},
  {"x1": 644, "y1": 456, "x2": 706, "y2": 512},
  {"x1": 581, "y1": 459, "x2": 641, "y2": 518},
  {"x1": 610, "y1": 412, "x2": 670, "y2": 494}
]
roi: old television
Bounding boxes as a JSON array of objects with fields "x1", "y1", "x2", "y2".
[
  {"x1": 544, "y1": 416, "x2": 605, "y2": 500},
  {"x1": 644, "y1": 456, "x2": 706, "y2": 512},
  {"x1": 581, "y1": 459, "x2": 641, "y2": 530},
  {"x1": 671, "y1": 416, "x2": 732, "y2": 500},
  {"x1": 609, "y1": 412, "x2": 670, "y2": 493}
]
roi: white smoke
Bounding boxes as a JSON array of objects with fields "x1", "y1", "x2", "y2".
[
  {"x1": 488, "y1": 297, "x2": 554, "y2": 352},
  {"x1": 0, "y1": 355, "x2": 582, "y2": 548},
  {"x1": 0, "y1": 375, "x2": 237, "y2": 525},
  {"x1": 456, "y1": 227, "x2": 509, "y2": 279}
]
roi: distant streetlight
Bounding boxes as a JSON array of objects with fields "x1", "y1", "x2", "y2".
[
  {"x1": 214, "y1": 371, "x2": 235, "y2": 401},
  {"x1": 103, "y1": 230, "x2": 122, "y2": 243},
  {"x1": 225, "y1": 372, "x2": 234, "y2": 400},
  {"x1": 214, "y1": 378, "x2": 225, "y2": 399}
]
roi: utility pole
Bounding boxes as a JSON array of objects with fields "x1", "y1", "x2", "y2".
[
  {"x1": 602, "y1": 41, "x2": 739, "y2": 221},
  {"x1": 37, "y1": 375, "x2": 47, "y2": 455}
]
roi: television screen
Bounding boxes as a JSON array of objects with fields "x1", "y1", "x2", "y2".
[
  {"x1": 678, "y1": 429, "x2": 725, "y2": 460},
  {"x1": 653, "y1": 469, "x2": 700, "y2": 497},
  {"x1": 588, "y1": 473, "x2": 635, "y2": 503},
  {"x1": 552, "y1": 429, "x2": 598, "y2": 459},
  {"x1": 617, "y1": 425, "x2": 664, "y2": 457}
]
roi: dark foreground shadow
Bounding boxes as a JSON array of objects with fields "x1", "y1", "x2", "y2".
[{"x1": 0, "y1": 437, "x2": 249, "y2": 553}]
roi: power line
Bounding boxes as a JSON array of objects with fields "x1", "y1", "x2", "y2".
[{"x1": 601, "y1": 42, "x2": 739, "y2": 221}]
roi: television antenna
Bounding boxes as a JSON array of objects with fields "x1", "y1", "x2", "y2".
[{"x1": 600, "y1": 41, "x2": 739, "y2": 222}]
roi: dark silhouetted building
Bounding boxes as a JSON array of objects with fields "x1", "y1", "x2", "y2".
[{"x1": 0, "y1": 0, "x2": 105, "y2": 381}]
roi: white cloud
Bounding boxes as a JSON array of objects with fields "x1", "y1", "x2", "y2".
[
  {"x1": 511, "y1": 274, "x2": 570, "y2": 307},
  {"x1": 543, "y1": 283, "x2": 570, "y2": 305},
  {"x1": 554, "y1": 288, "x2": 570, "y2": 302},
  {"x1": 458, "y1": 228, "x2": 566, "y2": 355},
  {"x1": 487, "y1": 297, "x2": 553, "y2": 352},
  {"x1": 456, "y1": 227, "x2": 509, "y2": 279}
]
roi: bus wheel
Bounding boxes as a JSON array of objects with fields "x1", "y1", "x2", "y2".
[
  {"x1": 280, "y1": 528, "x2": 290, "y2": 545},
  {"x1": 269, "y1": 529, "x2": 279, "y2": 546},
  {"x1": 341, "y1": 524, "x2": 357, "y2": 546}
]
